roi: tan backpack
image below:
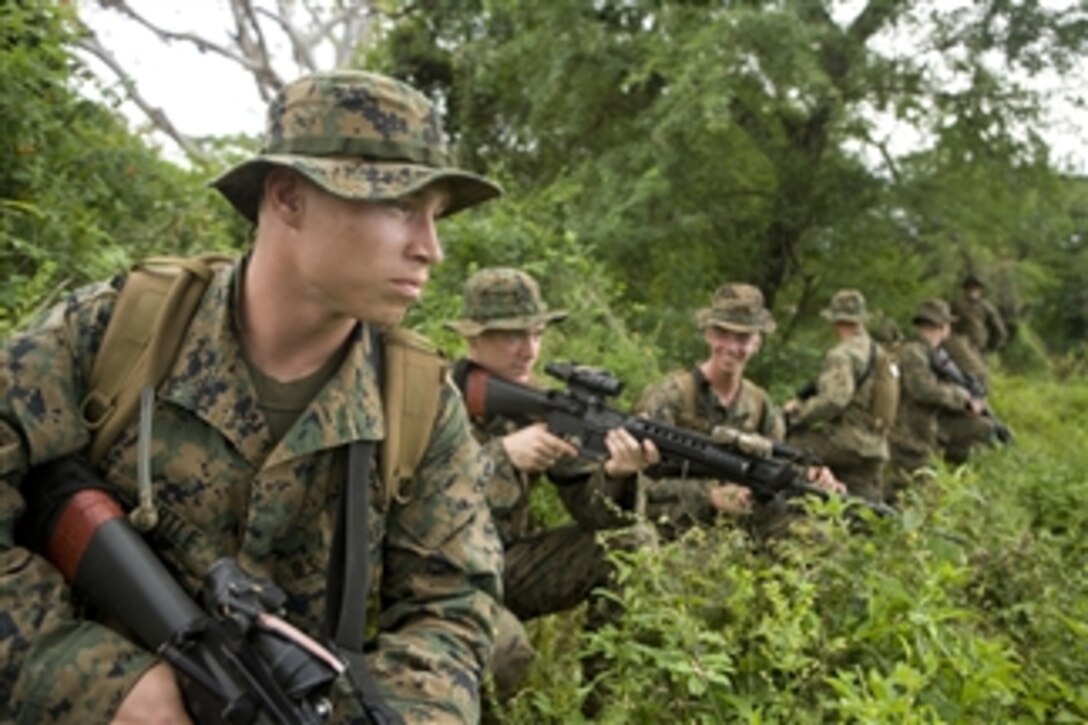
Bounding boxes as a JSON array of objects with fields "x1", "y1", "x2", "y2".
[
  {"x1": 79, "y1": 255, "x2": 445, "y2": 509},
  {"x1": 867, "y1": 342, "x2": 901, "y2": 433}
]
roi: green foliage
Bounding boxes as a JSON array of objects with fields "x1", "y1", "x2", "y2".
[
  {"x1": 492, "y1": 371, "x2": 1088, "y2": 723},
  {"x1": 407, "y1": 192, "x2": 665, "y2": 403},
  {"x1": 0, "y1": 3, "x2": 243, "y2": 335},
  {"x1": 373, "y1": 0, "x2": 1088, "y2": 357}
]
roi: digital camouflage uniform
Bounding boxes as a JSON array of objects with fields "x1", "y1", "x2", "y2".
[
  {"x1": 889, "y1": 300, "x2": 973, "y2": 489},
  {"x1": 0, "y1": 71, "x2": 505, "y2": 724},
  {"x1": 950, "y1": 275, "x2": 1008, "y2": 357},
  {"x1": 937, "y1": 334, "x2": 998, "y2": 464},
  {"x1": 446, "y1": 269, "x2": 640, "y2": 700},
  {"x1": 786, "y1": 290, "x2": 889, "y2": 502},
  {"x1": 634, "y1": 283, "x2": 785, "y2": 534}
]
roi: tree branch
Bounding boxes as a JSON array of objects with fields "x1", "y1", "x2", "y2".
[
  {"x1": 74, "y1": 30, "x2": 213, "y2": 166},
  {"x1": 94, "y1": 0, "x2": 271, "y2": 78},
  {"x1": 228, "y1": 0, "x2": 285, "y2": 100}
]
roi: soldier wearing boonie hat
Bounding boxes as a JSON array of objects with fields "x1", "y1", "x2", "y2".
[
  {"x1": 446, "y1": 267, "x2": 568, "y2": 338},
  {"x1": 211, "y1": 69, "x2": 501, "y2": 222},
  {"x1": 888, "y1": 298, "x2": 981, "y2": 494},
  {"x1": 634, "y1": 283, "x2": 847, "y2": 539},
  {"x1": 0, "y1": 69, "x2": 506, "y2": 724},
  {"x1": 695, "y1": 282, "x2": 778, "y2": 333},
  {"x1": 949, "y1": 272, "x2": 1008, "y2": 358},
  {"x1": 784, "y1": 289, "x2": 891, "y2": 503},
  {"x1": 446, "y1": 267, "x2": 658, "y2": 706},
  {"x1": 913, "y1": 298, "x2": 955, "y2": 326}
]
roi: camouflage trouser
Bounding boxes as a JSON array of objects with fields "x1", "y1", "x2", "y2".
[
  {"x1": 787, "y1": 430, "x2": 887, "y2": 502},
  {"x1": 488, "y1": 525, "x2": 608, "y2": 699},
  {"x1": 488, "y1": 523, "x2": 657, "y2": 705},
  {"x1": 489, "y1": 605, "x2": 537, "y2": 701},
  {"x1": 938, "y1": 412, "x2": 997, "y2": 464},
  {"x1": 830, "y1": 458, "x2": 887, "y2": 503}
]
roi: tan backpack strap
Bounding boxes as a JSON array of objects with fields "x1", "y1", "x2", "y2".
[
  {"x1": 81, "y1": 254, "x2": 232, "y2": 466},
  {"x1": 679, "y1": 367, "x2": 699, "y2": 423},
  {"x1": 380, "y1": 327, "x2": 447, "y2": 509}
]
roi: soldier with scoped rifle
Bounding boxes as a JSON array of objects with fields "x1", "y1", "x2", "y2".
[
  {"x1": 632, "y1": 283, "x2": 849, "y2": 538},
  {"x1": 445, "y1": 267, "x2": 660, "y2": 705}
]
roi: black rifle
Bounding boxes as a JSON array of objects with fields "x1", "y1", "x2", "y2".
[
  {"x1": 459, "y1": 361, "x2": 894, "y2": 517},
  {"x1": 795, "y1": 380, "x2": 819, "y2": 401},
  {"x1": 930, "y1": 347, "x2": 1014, "y2": 444},
  {"x1": 18, "y1": 457, "x2": 347, "y2": 724}
]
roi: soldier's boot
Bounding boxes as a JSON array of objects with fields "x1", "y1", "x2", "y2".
[{"x1": 483, "y1": 605, "x2": 536, "y2": 718}]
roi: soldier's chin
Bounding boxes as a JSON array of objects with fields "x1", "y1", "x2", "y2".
[{"x1": 358, "y1": 305, "x2": 408, "y2": 327}]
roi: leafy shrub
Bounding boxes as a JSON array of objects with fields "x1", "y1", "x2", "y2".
[{"x1": 496, "y1": 372, "x2": 1088, "y2": 723}]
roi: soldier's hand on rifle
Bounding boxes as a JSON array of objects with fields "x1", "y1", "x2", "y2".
[
  {"x1": 707, "y1": 483, "x2": 753, "y2": 515},
  {"x1": 113, "y1": 661, "x2": 192, "y2": 725},
  {"x1": 806, "y1": 466, "x2": 847, "y2": 495},
  {"x1": 503, "y1": 422, "x2": 580, "y2": 473},
  {"x1": 966, "y1": 397, "x2": 985, "y2": 416},
  {"x1": 782, "y1": 398, "x2": 802, "y2": 416},
  {"x1": 602, "y1": 428, "x2": 661, "y2": 478}
]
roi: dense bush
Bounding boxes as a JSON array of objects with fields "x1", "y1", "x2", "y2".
[
  {"x1": 0, "y1": 4, "x2": 243, "y2": 335},
  {"x1": 492, "y1": 372, "x2": 1088, "y2": 723}
]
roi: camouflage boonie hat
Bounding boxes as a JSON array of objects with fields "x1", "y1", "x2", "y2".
[
  {"x1": 912, "y1": 298, "x2": 955, "y2": 326},
  {"x1": 820, "y1": 288, "x2": 869, "y2": 324},
  {"x1": 211, "y1": 70, "x2": 501, "y2": 223},
  {"x1": 695, "y1": 283, "x2": 776, "y2": 334},
  {"x1": 445, "y1": 268, "x2": 568, "y2": 337},
  {"x1": 869, "y1": 313, "x2": 904, "y2": 345},
  {"x1": 962, "y1": 273, "x2": 986, "y2": 290}
]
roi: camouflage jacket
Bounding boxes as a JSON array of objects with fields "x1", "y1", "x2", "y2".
[
  {"x1": 890, "y1": 337, "x2": 972, "y2": 456},
  {"x1": 942, "y1": 332, "x2": 989, "y2": 386},
  {"x1": 951, "y1": 294, "x2": 1008, "y2": 353},
  {"x1": 451, "y1": 360, "x2": 634, "y2": 547},
  {"x1": 633, "y1": 367, "x2": 784, "y2": 524},
  {"x1": 0, "y1": 262, "x2": 503, "y2": 724},
  {"x1": 789, "y1": 331, "x2": 888, "y2": 460}
]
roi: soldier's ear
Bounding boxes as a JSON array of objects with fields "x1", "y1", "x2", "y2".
[{"x1": 262, "y1": 168, "x2": 307, "y2": 228}]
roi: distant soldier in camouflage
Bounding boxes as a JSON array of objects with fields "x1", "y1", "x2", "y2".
[
  {"x1": 0, "y1": 71, "x2": 504, "y2": 723},
  {"x1": 943, "y1": 274, "x2": 1008, "y2": 464},
  {"x1": 889, "y1": 299, "x2": 984, "y2": 491},
  {"x1": 783, "y1": 289, "x2": 892, "y2": 502},
  {"x1": 951, "y1": 273, "x2": 1008, "y2": 358},
  {"x1": 634, "y1": 283, "x2": 842, "y2": 536},
  {"x1": 937, "y1": 335, "x2": 1000, "y2": 464},
  {"x1": 447, "y1": 267, "x2": 658, "y2": 700}
]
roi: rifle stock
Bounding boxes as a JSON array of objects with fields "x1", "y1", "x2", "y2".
[
  {"x1": 461, "y1": 361, "x2": 893, "y2": 517},
  {"x1": 20, "y1": 457, "x2": 344, "y2": 724}
]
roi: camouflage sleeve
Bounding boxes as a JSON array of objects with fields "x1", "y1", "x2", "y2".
[
  {"x1": 0, "y1": 283, "x2": 159, "y2": 722},
  {"x1": 370, "y1": 380, "x2": 503, "y2": 723},
  {"x1": 982, "y1": 300, "x2": 1008, "y2": 351},
  {"x1": 552, "y1": 463, "x2": 636, "y2": 531},
  {"x1": 900, "y1": 343, "x2": 971, "y2": 413},
  {"x1": 760, "y1": 398, "x2": 787, "y2": 442},
  {"x1": 478, "y1": 433, "x2": 529, "y2": 546},
  {"x1": 943, "y1": 334, "x2": 988, "y2": 385},
  {"x1": 794, "y1": 347, "x2": 855, "y2": 425},
  {"x1": 632, "y1": 372, "x2": 687, "y2": 425},
  {"x1": 632, "y1": 374, "x2": 717, "y2": 525}
]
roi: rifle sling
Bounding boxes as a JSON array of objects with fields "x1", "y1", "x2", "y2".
[
  {"x1": 857, "y1": 341, "x2": 877, "y2": 389},
  {"x1": 325, "y1": 327, "x2": 403, "y2": 725}
]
